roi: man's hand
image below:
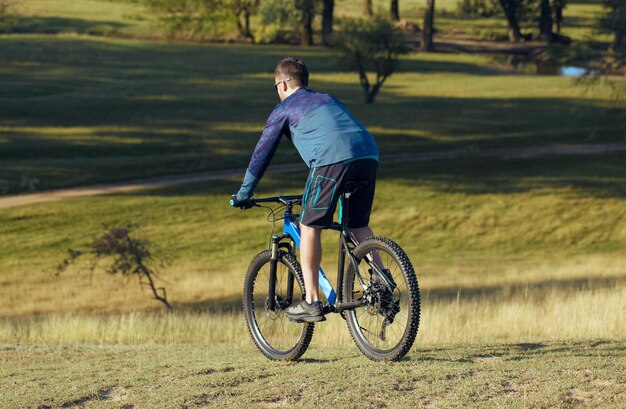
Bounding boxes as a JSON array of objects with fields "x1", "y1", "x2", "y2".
[{"x1": 230, "y1": 194, "x2": 254, "y2": 209}]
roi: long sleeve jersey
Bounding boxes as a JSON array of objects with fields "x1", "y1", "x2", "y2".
[{"x1": 236, "y1": 88, "x2": 379, "y2": 200}]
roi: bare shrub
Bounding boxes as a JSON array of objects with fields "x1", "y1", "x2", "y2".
[{"x1": 56, "y1": 223, "x2": 173, "y2": 311}]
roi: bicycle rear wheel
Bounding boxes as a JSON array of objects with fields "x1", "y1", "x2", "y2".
[
  {"x1": 343, "y1": 236, "x2": 420, "y2": 361},
  {"x1": 243, "y1": 250, "x2": 314, "y2": 360}
]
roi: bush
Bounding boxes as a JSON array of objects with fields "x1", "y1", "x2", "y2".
[
  {"x1": 457, "y1": 0, "x2": 501, "y2": 17},
  {"x1": 57, "y1": 223, "x2": 173, "y2": 311},
  {"x1": 0, "y1": 0, "x2": 17, "y2": 33},
  {"x1": 253, "y1": 0, "x2": 299, "y2": 43},
  {"x1": 143, "y1": 0, "x2": 236, "y2": 40}
]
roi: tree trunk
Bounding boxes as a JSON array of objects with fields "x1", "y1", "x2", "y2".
[
  {"x1": 243, "y1": 9, "x2": 253, "y2": 39},
  {"x1": 322, "y1": 0, "x2": 334, "y2": 46},
  {"x1": 234, "y1": 9, "x2": 245, "y2": 38},
  {"x1": 551, "y1": 1, "x2": 563, "y2": 34},
  {"x1": 301, "y1": 0, "x2": 314, "y2": 46},
  {"x1": 539, "y1": 0, "x2": 554, "y2": 41},
  {"x1": 613, "y1": 30, "x2": 625, "y2": 53},
  {"x1": 364, "y1": 0, "x2": 373, "y2": 17},
  {"x1": 391, "y1": 0, "x2": 400, "y2": 21},
  {"x1": 358, "y1": 66, "x2": 372, "y2": 103},
  {"x1": 497, "y1": 0, "x2": 522, "y2": 42},
  {"x1": 421, "y1": 0, "x2": 435, "y2": 52}
]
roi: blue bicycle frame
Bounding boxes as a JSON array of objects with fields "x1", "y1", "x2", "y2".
[
  {"x1": 255, "y1": 191, "x2": 370, "y2": 314},
  {"x1": 282, "y1": 212, "x2": 337, "y2": 304}
]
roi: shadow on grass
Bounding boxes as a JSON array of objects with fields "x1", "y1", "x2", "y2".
[
  {"x1": 1, "y1": 36, "x2": 624, "y2": 196},
  {"x1": 170, "y1": 273, "x2": 626, "y2": 315},
  {"x1": 407, "y1": 339, "x2": 625, "y2": 363},
  {"x1": 108, "y1": 146, "x2": 626, "y2": 201},
  {"x1": 422, "y1": 274, "x2": 626, "y2": 302},
  {"x1": 10, "y1": 17, "x2": 128, "y2": 36}
]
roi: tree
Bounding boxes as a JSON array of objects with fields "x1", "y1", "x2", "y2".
[
  {"x1": 391, "y1": 0, "x2": 400, "y2": 21},
  {"x1": 497, "y1": 0, "x2": 523, "y2": 42},
  {"x1": 229, "y1": 0, "x2": 259, "y2": 40},
  {"x1": 551, "y1": 0, "x2": 566, "y2": 34},
  {"x1": 321, "y1": 0, "x2": 334, "y2": 46},
  {"x1": 539, "y1": 0, "x2": 554, "y2": 41},
  {"x1": 364, "y1": 0, "x2": 373, "y2": 16},
  {"x1": 300, "y1": 0, "x2": 315, "y2": 46},
  {"x1": 56, "y1": 224, "x2": 172, "y2": 311},
  {"x1": 600, "y1": 0, "x2": 626, "y2": 54},
  {"x1": 335, "y1": 17, "x2": 409, "y2": 103},
  {"x1": 422, "y1": 0, "x2": 435, "y2": 51}
]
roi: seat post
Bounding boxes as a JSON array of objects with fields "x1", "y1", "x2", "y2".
[
  {"x1": 341, "y1": 191, "x2": 351, "y2": 232},
  {"x1": 336, "y1": 191, "x2": 351, "y2": 305}
]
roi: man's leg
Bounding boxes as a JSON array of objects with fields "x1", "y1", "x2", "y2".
[
  {"x1": 299, "y1": 223, "x2": 322, "y2": 303},
  {"x1": 350, "y1": 225, "x2": 374, "y2": 243},
  {"x1": 351, "y1": 226, "x2": 383, "y2": 266}
]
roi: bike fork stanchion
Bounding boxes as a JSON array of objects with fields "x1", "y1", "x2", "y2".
[{"x1": 267, "y1": 235, "x2": 280, "y2": 311}]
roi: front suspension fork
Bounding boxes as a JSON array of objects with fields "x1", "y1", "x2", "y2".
[{"x1": 267, "y1": 235, "x2": 296, "y2": 311}]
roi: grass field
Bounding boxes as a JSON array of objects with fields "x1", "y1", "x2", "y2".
[
  {"x1": 1, "y1": 35, "x2": 624, "y2": 194},
  {"x1": 1, "y1": 341, "x2": 624, "y2": 408},
  {"x1": 1, "y1": 0, "x2": 625, "y2": 407},
  {"x1": 1, "y1": 1, "x2": 621, "y2": 195}
]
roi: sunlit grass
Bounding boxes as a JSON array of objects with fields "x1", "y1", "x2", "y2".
[
  {"x1": 1, "y1": 1, "x2": 623, "y2": 194},
  {"x1": 3, "y1": 285, "x2": 623, "y2": 347}
]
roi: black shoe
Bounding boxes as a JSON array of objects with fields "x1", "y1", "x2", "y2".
[
  {"x1": 370, "y1": 268, "x2": 397, "y2": 292},
  {"x1": 285, "y1": 300, "x2": 326, "y2": 323}
]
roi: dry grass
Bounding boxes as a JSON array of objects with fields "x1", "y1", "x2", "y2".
[{"x1": 3, "y1": 284, "x2": 623, "y2": 347}]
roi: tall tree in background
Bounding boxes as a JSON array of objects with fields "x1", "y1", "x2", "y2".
[
  {"x1": 322, "y1": 0, "x2": 334, "y2": 46},
  {"x1": 497, "y1": 0, "x2": 522, "y2": 42},
  {"x1": 300, "y1": 0, "x2": 315, "y2": 46},
  {"x1": 391, "y1": 0, "x2": 400, "y2": 21},
  {"x1": 551, "y1": 0, "x2": 566, "y2": 34},
  {"x1": 421, "y1": 0, "x2": 435, "y2": 51},
  {"x1": 364, "y1": 0, "x2": 373, "y2": 16},
  {"x1": 539, "y1": 0, "x2": 554, "y2": 41},
  {"x1": 600, "y1": 0, "x2": 626, "y2": 54}
]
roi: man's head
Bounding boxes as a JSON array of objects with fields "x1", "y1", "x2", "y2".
[{"x1": 274, "y1": 57, "x2": 308, "y2": 101}]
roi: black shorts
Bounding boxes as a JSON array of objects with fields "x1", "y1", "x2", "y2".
[{"x1": 300, "y1": 158, "x2": 378, "y2": 228}]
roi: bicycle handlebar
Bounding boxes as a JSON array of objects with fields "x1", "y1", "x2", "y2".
[{"x1": 253, "y1": 194, "x2": 303, "y2": 206}]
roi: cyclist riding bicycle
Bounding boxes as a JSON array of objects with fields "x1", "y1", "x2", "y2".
[{"x1": 231, "y1": 57, "x2": 388, "y2": 322}]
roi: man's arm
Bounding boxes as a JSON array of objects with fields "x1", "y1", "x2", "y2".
[{"x1": 235, "y1": 105, "x2": 288, "y2": 201}]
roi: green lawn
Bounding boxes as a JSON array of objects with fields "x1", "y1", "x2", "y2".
[
  {"x1": 1, "y1": 34, "x2": 624, "y2": 194},
  {"x1": 1, "y1": 1, "x2": 620, "y2": 194}
]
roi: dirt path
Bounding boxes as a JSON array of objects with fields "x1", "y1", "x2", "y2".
[{"x1": 1, "y1": 142, "x2": 625, "y2": 210}]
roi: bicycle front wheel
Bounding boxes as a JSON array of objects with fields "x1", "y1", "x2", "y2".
[
  {"x1": 243, "y1": 250, "x2": 314, "y2": 361},
  {"x1": 343, "y1": 236, "x2": 420, "y2": 361}
]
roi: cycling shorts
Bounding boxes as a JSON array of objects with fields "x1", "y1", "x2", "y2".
[{"x1": 300, "y1": 158, "x2": 377, "y2": 228}]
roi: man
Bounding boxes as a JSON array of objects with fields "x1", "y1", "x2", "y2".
[{"x1": 230, "y1": 57, "x2": 379, "y2": 322}]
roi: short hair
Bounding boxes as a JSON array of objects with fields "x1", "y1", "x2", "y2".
[{"x1": 275, "y1": 57, "x2": 309, "y2": 87}]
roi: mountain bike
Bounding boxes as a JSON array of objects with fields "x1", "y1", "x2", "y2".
[{"x1": 235, "y1": 184, "x2": 420, "y2": 361}]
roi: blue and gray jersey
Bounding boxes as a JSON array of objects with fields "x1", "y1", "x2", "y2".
[{"x1": 236, "y1": 88, "x2": 379, "y2": 200}]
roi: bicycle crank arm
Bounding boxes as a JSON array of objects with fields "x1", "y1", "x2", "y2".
[{"x1": 333, "y1": 300, "x2": 366, "y2": 312}]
